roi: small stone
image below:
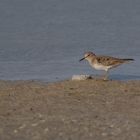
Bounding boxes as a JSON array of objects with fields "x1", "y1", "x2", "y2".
[
  {"x1": 19, "y1": 124, "x2": 26, "y2": 129},
  {"x1": 31, "y1": 123, "x2": 38, "y2": 127},
  {"x1": 102, "y1": 132, "x2": 108, "y2": 136},
  {"x1": 40, "y1": 119, "x2": 46, "y2": 123},
  {"x1": 38, "y1": 113, "x2": 43, "y2": 118},
  {"x1": 110, "y1": 124, "x2": 114, "y2": 128},
  {"x1": 44, "y1": 128, "x2": 49, "y2": 133},
  {"x1": 72, "y1": 75, "x2": 92, "y2": 81},
  {"x1": 14, "y1": 130, "x2": 18, "y2": 133}
]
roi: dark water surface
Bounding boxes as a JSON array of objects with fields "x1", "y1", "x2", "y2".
[{"x1": 0, "y1": 0, "x2": 140, "y2": 82}]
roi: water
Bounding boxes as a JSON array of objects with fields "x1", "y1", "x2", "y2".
[{"x1": 0, "y1": 0, "x2": 140, "y2": 82}]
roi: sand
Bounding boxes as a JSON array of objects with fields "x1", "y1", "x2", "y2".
[{"x1": 0, "y1": 79, "x2": 140, "y2": 140}]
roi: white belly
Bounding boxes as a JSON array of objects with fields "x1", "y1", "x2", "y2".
[{"x1": 91, "y1": 63, "x2": 111, "y2": 71}]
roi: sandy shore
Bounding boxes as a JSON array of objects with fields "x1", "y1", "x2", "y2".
[{"x1": 0, "y1": 79, "x2": 140, "y2": 140}]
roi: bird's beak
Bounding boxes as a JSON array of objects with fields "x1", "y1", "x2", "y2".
[
  {"x1": 79, "y1": 54, "x2": 90, "y2": 62},
  {"x1": 79, "y1": 57, "x2": 85, "y2": 62}
]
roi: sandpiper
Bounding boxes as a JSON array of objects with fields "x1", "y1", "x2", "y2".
[{"x1": 79, "y1": 52, "x2": 134, "y2": 80}]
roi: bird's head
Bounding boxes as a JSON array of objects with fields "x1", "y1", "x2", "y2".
[{"x1": 79, "y1": 52, "x2": 96, "y2": 62}]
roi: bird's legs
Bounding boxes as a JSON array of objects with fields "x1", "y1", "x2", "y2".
[{"x1": 104, "y1": 70, "x2": 109, "y2": 80}]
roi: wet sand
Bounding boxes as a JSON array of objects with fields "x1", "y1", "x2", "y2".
[{"x1": 0, "y1": 79, "x2": 140, "y2": 140}]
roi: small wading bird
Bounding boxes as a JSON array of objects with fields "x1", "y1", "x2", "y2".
[{"x1": 79, "y1": 52, "x2": 134, "y2": 80}]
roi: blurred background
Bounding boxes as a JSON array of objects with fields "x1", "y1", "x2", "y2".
[{"x1": 0, "y1": 0, "x2": 140, "y2": 82}]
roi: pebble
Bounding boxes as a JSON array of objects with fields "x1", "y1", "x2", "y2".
[
  {"x1": 19, "y1": 124, "x2": 26, "y2": 130},
  {"x1": 44, "y1": 128, "x2": 49, "y2": 133},
  {"x1": 101, "y1": 132, "x2": 108, "y2": 136},
  {"x1": 14, "y1": 129, "x2": 18, "y2": 133},
  {"x1": 31, "y1": 123, "x2": 38, "y2": 127},
  {"x1": 72, "y1": 75, "x2": 92, "y2": 81}
]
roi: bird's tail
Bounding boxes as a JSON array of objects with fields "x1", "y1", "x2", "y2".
[
  {"x1": 121, "y1": 58, "x2": 134, "y2": 63},
  {"x1": 122, "y1": 58, "x2": 134, "y2": 61}
]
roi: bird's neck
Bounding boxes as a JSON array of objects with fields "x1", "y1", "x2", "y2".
[{"x1": 86, "y1": 56, "x2": 96, "y2": 64}]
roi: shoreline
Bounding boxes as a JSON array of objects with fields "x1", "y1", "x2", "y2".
[{"x1": 0, "y1": 79, "x2": 140, "y2": 140}]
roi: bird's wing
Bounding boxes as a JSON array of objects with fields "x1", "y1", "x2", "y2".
[{"x1": 96, "y1": 56, "x2": 124, "y2": 66}]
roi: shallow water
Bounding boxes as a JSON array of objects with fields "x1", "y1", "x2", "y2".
[{"x1": 0, "y1": 0, "x2": 140, "y2": 82}]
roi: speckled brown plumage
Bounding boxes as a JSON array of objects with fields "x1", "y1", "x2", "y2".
[{"x1": 95, "y1": 56, "x2": 134, "y2": 66}]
